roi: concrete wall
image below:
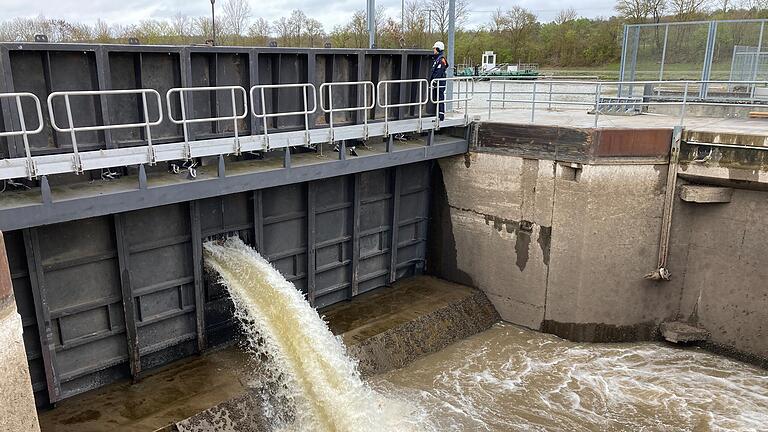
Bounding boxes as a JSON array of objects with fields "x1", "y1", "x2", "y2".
[
  {"x1": 432, "y1": 152, "x2": 680, "y2": 341},
  {"x1": 0, "y1": 232, "x2": 40, "y2": 432},
  {"x1": 674, "y1": 186, "x2": 768, "y2": 361},
  {"x1": 430, "y1": 122, "x2": 768, "y2": 361}
]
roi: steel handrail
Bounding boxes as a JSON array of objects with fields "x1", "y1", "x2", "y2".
[
  {"x1": 47, "y1": 89, "x2": 163, "y2": 172},
  {"x1": 486, "y1": 79, "x2": 768, "y2": 127},
  {"x1": 250, "y1": 83, "x2": 317, "y2": 149},
  {"x1": 319, "y1": 81, "x2": 375, "y2": 142},
  {"x1": 430, "y1": 77, "x2": 475, "y2": 127},
  {"x1": 376, "y1": 78, "x2": 429, "y2": 135},
  {"x1": 167, "y1": 86, "x2": 248, "y2": 157},
  {"x1": 0, "y1": 92, "x2": 45, "y2": 178}
]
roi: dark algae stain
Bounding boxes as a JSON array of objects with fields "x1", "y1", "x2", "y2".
[
  {"x1": 515, "y1": 221, "x2": 533, "y2": 272},
  {"x1": 538, "y1": 225, "x2": 552, "y2": 266}
]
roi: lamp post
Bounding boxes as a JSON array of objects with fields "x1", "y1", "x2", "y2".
[{"x1": 210, "y1": 0, "x2": 216, "y2": 46}]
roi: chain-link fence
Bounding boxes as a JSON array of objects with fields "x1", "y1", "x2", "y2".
[{"x1": 620, "y1": 19, "x2": 767, "y2": 88}]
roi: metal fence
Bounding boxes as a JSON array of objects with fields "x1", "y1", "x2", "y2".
[
  {"x1": 0, "y1": 79, "x2": 475, "y2": 180},
  {"x1": 486, "y1": 79, "x2": 768, "y2": 127},
  {"x1": 621, "y1": 19, "x2": 768, "y2": 87}
]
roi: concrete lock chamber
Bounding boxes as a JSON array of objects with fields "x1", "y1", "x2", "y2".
[{"x1": 0, "y1": 42, "x2": 471, "y2": 407}]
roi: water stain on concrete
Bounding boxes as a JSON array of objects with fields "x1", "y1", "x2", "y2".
[
  {"x1": 538, "y1": 226, "x2": 552, "y2": 266},
  {"x1": 427, "y1": 163, "x2": 475, "y2": 287},
  {"x1": 515, "y1": 222, "x2": 533, "y2": 272}
]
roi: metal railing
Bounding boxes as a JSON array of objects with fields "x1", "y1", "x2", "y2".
[
  {"x1": 319, "y1": 81, "x2": 375, "y2": 142},
  {"x1": 487, "y1": 79, "x2": 768, "y2": 127},
  {"x1": 167, "y1": 86, "x2": 248, "y2": 159},
  {"x1": 47, "y1": 89, "x2": 163, "y2": 172},
  {"x1": 0, "y1": 92, "x2": 44, "y2": 178},
  {"x1": 250, "y1": 83, "x2": 317, "y2": 149},
  {"x1": 376, "y1": 79, "x2": 429, "y2": 135},
  {"x1": 430, "y1": 77, "x2": 474, "y2": 127}
]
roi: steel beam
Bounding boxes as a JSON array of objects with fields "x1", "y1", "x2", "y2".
[
  {"x1": 113, "y1": 213, "x2": 141, "y2": 382},
  {"x1": 307, "y1": 182, "x2": 316, "y2": 305},
  {"x1": 22, "y1": 228, "x2": 61, "y2": 403},
  {"x1": 253, "y1": 190, "x2": 264, "y2": 252},
  {"x1": 188, "y1": 201, "x2": 207, "y2": 352},
  {"x1": 0, "y1": 137, "x2": 467, "y2": 231},
  {"x1": 350, "y1": 173, "x2": 361, "y2": 296},
  {"x1": 388, "y1": 166, "x2": 401, "y2": 284}
]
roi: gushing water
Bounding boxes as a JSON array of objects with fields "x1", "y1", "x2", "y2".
[{"x1": 202, "y1": 237, "x2": 424, "y2": 432}]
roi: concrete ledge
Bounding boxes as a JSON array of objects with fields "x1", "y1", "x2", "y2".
[
  {"x1": 660, "y1": 321, "x2": 710, "y2": 344},
  {"x1": 679, "y1": 185, "x2": 733, "y2": 203}
]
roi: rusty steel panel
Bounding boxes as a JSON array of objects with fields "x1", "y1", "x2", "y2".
[{"x1": 593, "y1": 128, "x2": 673, "y2": 158}]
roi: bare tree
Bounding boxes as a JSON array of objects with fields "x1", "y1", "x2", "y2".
[
  {"x1": 222, "y1": 0, "x2": 251, "y2": 37},
  {"x1": 248, "y1": 17, "x2": 271, "y2": 45},
  {"x1": 554, "y1": 8, "x2": 577, "y2": 25},
  {"x1": 404, "y1": 0, "x2": 429, "y2": 48},
  {"x1": 668, "y1": 0, "x2": 711, "y2": 19},
  {"x1": 425, "y1": 0, "x2": 469, "y2": 42},
  {"x1": 304, "y1": 18, "x2": 325, "y2": 47},
  {"x1": 615, "y1": 0, "x2": 651, "y2": 22},
  {"x1": 273, "y1": 16, "x2": 293, "y2": 46},
  {"x1": 171, "y1": 13, "x2": 193, "y2": 42},
  {"x1": 288, "y1": 10, "x2": 307, "y2": 46}
]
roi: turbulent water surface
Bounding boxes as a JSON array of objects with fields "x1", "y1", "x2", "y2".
[
  {"x1": 205, "y1": 237, "x2": 768, "y2": 432},
  {"x1": 373, "y1": 322, "x2": 768, "y2": 432}
]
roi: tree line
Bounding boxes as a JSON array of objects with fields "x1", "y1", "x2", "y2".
[{"x1": 0, "y1": 0, "x2": 766, "y2": 68}]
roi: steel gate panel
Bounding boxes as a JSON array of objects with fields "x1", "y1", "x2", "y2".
[
  {"x1": 312, "y1": 176, "x2": 353, "y2": 308},
  {"x1": 316, "y1": 54, "x2": 359, "y2": 126},
  {"x1": 108, "y1": 51, "x2": 183, "y2": 145},
  {"x1": 119, "y1": 203, "x2": 197, "y2": 373},
  {"x1": 257, "y1": 53, "x2": 310, "y2": 130},
  {"x1": 189, "y1": 52, "x2": 251, "y2": 139},
  {"x1": 261, "y1": 183, "x2": 308, "y2": 292},
  {"x1": 395, "y1": 162, "x2": 430, "y2": 278},
  {"x1": 364, "y1": 54, "x2": 402, "y2": 120},
  {"x1": 9, "y1": 50, "x2": 102, "y2": 153},
  {"x1": 357, "y1": 169, "x2": 394, "y2": 293},
  {"x1": 33, "y1": 216, "x2": 127, "y2": 401},
  {"x1": 4, "y1": 162, "x2": 433, "y2": 403}
]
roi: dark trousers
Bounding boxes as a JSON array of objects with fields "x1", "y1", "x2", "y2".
[{"x1": 431, "y1": 82, "x2": 446, "y2": 120}]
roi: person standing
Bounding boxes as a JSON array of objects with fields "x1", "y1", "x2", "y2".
[{"x1": 430, "y1": 41, "x2": 448, "y2": 121}]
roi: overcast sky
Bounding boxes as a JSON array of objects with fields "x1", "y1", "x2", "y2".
[{"x1": 2, "y1": 0, "x2": 618, "y2": 29}]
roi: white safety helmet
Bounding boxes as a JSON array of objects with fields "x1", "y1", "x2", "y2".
[{"x1": 433, "y1": 41, "x2": 445, "y2": 51}]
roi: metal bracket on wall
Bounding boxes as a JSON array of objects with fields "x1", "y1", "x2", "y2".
[{"x1": 645, "y1": 126, "x2": 682, "y2": 281}]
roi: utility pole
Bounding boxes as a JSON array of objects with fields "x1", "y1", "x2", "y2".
[
  {"x1": 210, "y1": 0, "x2": 216, "y2": 46},
  {"x1": 367, "y1": 0, "x2": 376, "y2": 48},
  {"x1": 446, "y1": 0, "x2": 455, "y2": 107}
]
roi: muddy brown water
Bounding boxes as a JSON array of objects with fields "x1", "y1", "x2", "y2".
[
  {"x1": 372, "y1": 322, "x2": 768, "y2": 432},
  {"x1": 39, "y1": 322, "x2": 768, "y2": 431}
]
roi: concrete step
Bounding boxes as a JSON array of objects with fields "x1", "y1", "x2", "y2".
[
  {"x1": 679, "y1": 185, "x2": 733, "y2": 203},
  {"x1": 660, "y1": 321, "x2": 710, "y2": 344}
]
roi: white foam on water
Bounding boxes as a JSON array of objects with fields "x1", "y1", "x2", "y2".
[
  {"x1": 203, "y1": 237, "x2": 428, "y2": 432},
  {"x1": 372, "y1": 322, "x2": 768, "y2": 432}
]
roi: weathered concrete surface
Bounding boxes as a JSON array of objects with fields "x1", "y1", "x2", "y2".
[
  {"x1": 433, "y1": 148, "x2": 681, "y2": 340},
  {"x1": 431, "y1": 152, "x2": 554, "y2": 329},
  {"x1": 0, "y1": 232, "x2": 40, "y2": 432},
  {"x1": 660, "y1": 321, "x2": 710, "y2": 343},
  {"x1": 673, "y1": 187, "x2": 768, "y2": 361},
  {"x1": 679, "y1": 185, "x2": 733, "y2": 203}
]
